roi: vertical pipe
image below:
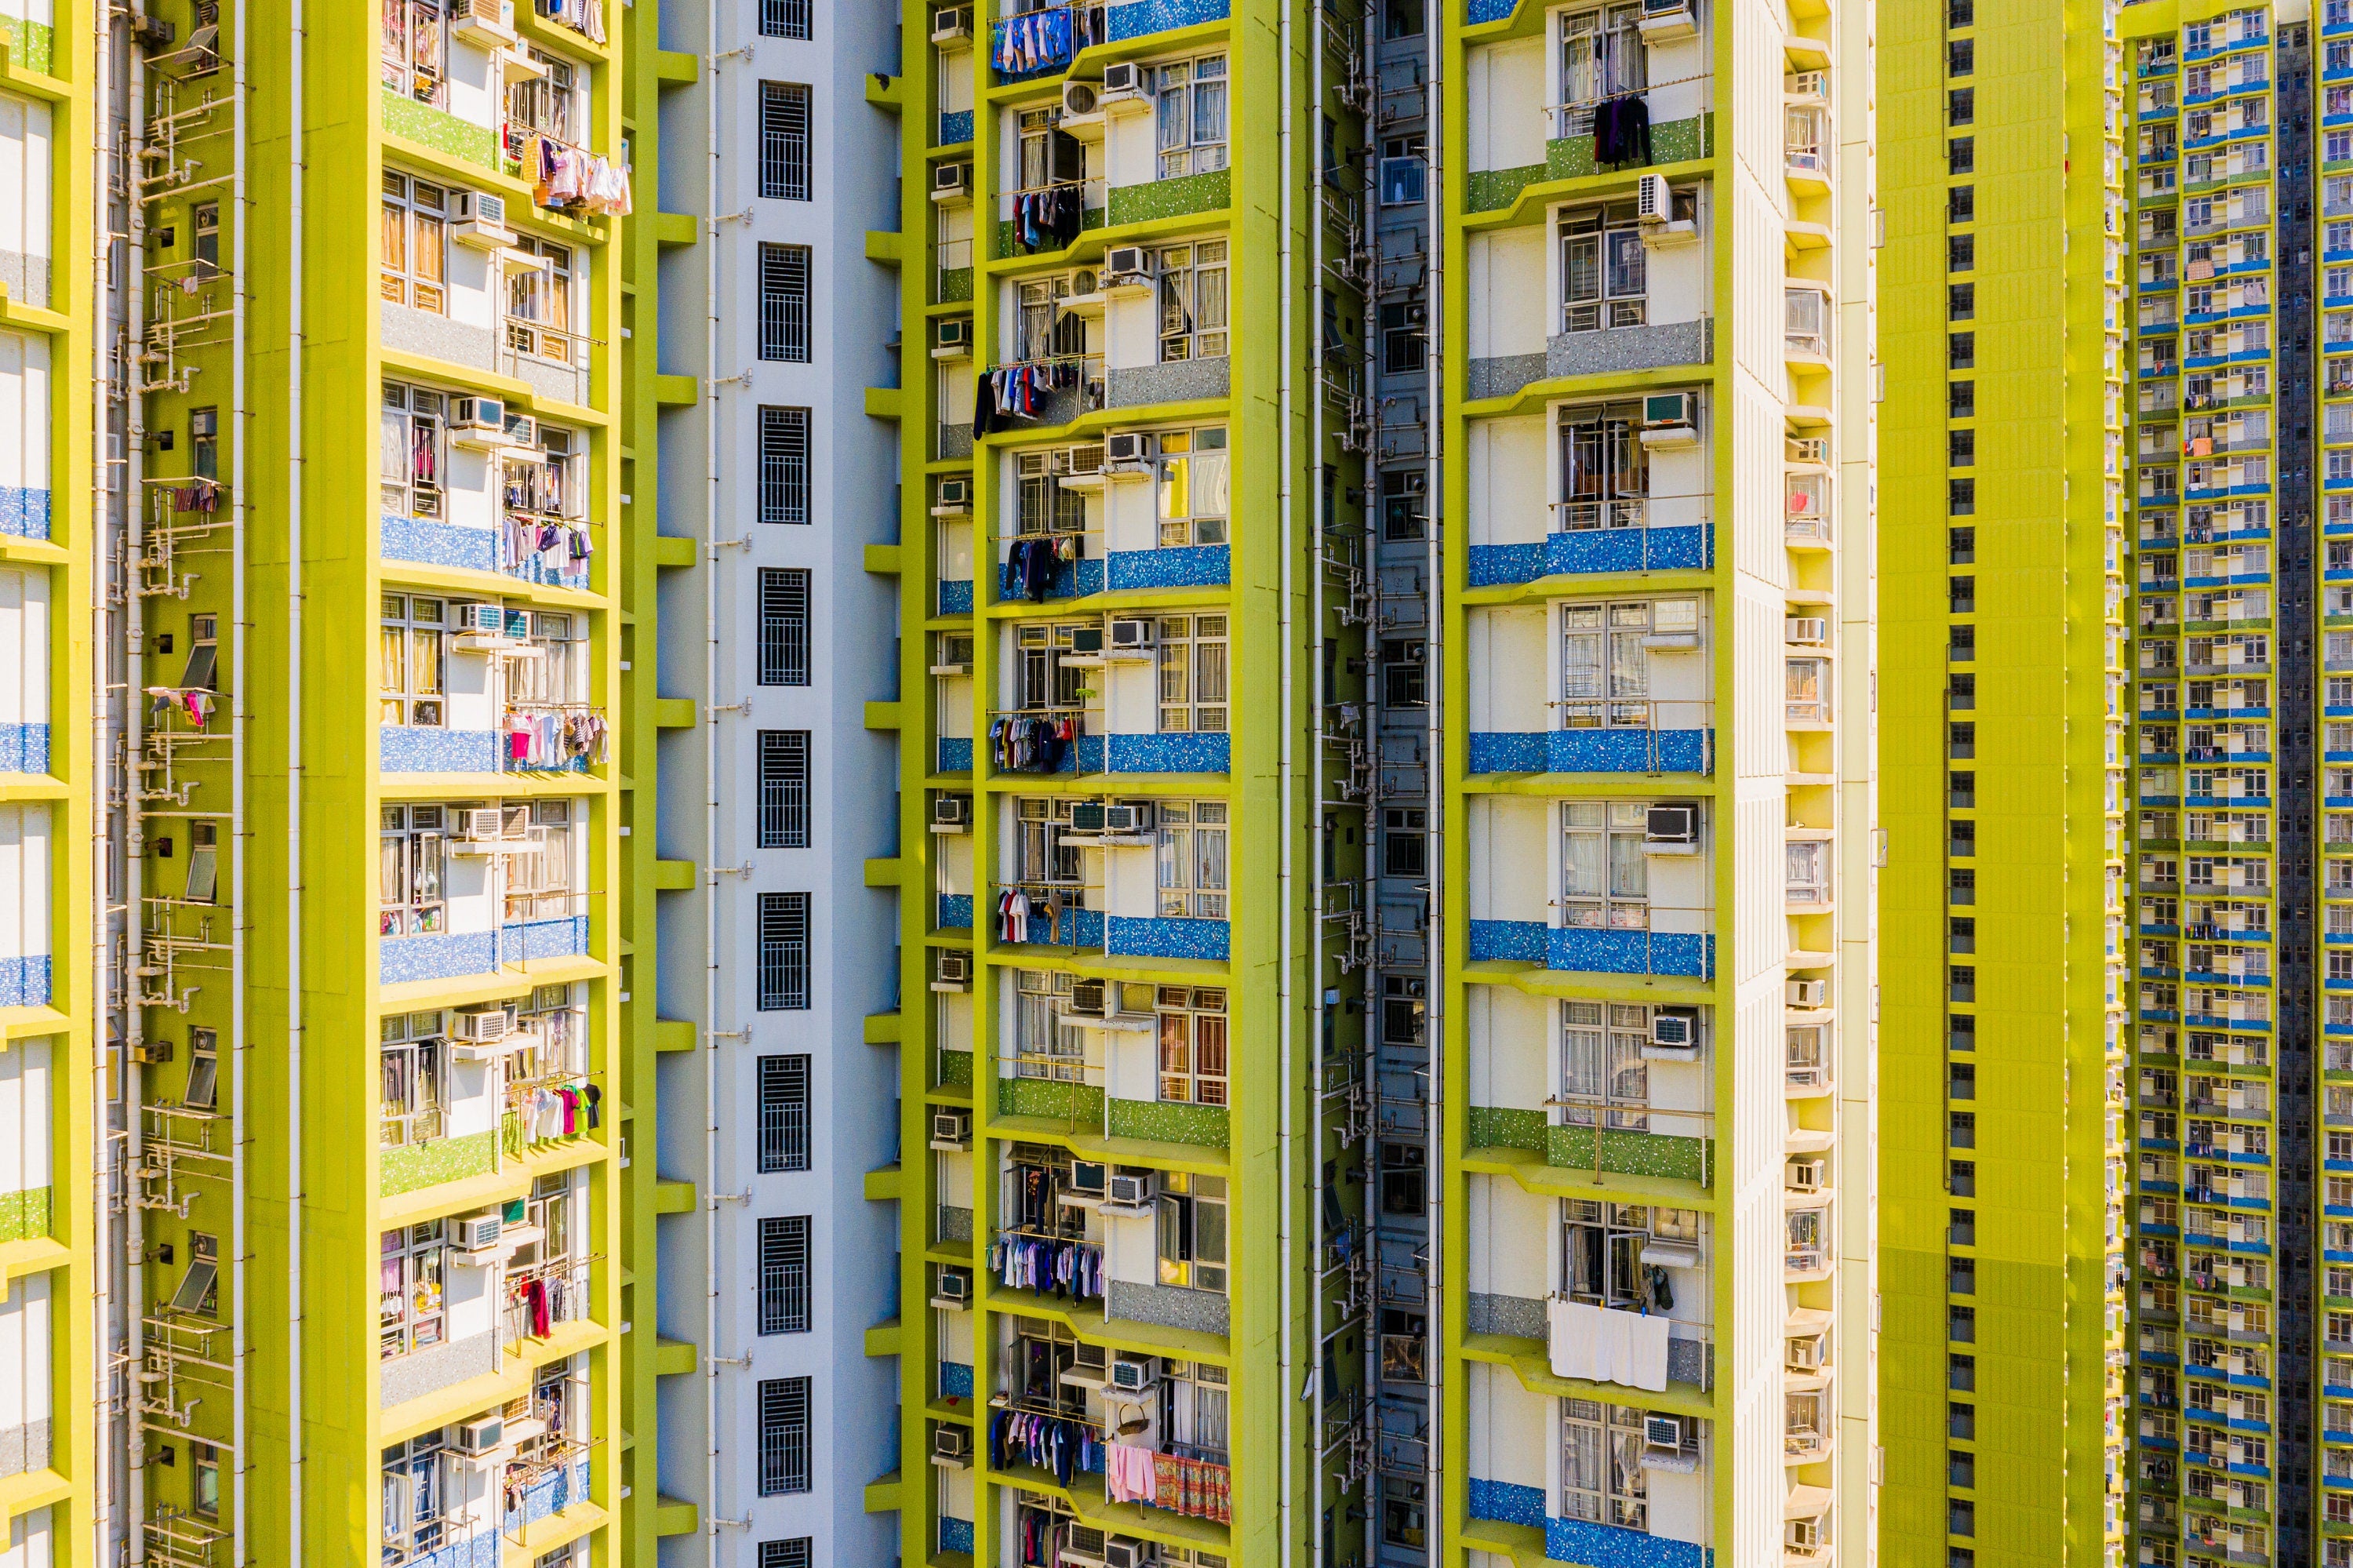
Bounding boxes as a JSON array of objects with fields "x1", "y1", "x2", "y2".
[
  {"x1": 282, "y1": 0, "x2": 307, "y2": 1552},
  {"x1": 88, "y1": 3, "x2": 118, "y2": 1561},
  {"x1": 1278, "y1": 2, "x2": 1299, "y2": 1566},
  {"x1": 121, "y1": 30, "x2": 150, "y2": 1566},
  {"x1": 1419, "y1": 1, "x2": 1443, "y2": 1541},
  {"x1": 227, "y1": 0, "x2": 250, "y2": 1549},
  {"x1": 701, "y1": 0, "x2": 725, "y2": 1555}
]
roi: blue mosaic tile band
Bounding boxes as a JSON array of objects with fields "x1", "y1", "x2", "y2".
[
  {"x1": 1467, "y1": 526, "x2": 1712, "y2": 587},
  {"x1": 939, "y1": 579, "x2": 975, "y2": 615},
  {"x1": 937, "y1": 109, "x2": 974, "y2": 146},
  {"x1": 1467, "y1": 1478, "x2": 1544, "y2": 1529},
  {"x1": 1547, "y1": 1516, "x2": 1707, "y2": 1568},
  {"x1": 940, "y1": 1360, "x2": 975, "y2": 1398},
  {"x1": 1108, "y1": 732, "x2": 1230, "y2": 773},
  {"x1": 1108, "y1": 544, "x2": 1230, "y2": 590},
  {"x1": 0, "y1": 486, "x2": 50, "y2": 540},
  {"x1": 1107, "y1": 915, "x2": 1228, "y2": 961},
  {"x1": 1108, "y1": 0, "x2": 1231, "y2": 40},
  {"x1": 1467, "y1": 919, "x2": 1547, "y2": 963},
  {"x1": 406, "y1": 1527, "x2": 503, "y2": 1568},
  {"x1": 378, "y1": 917, "x2": 587, "y2": 984},
  {"x1": 382, "y1": 513, "x2": 499, "y2": 574},
  {"x1": 0, "y1": 722, "x2": 49, "y2": 774},
  {"x1": 998, "y1": 555, "x2": 1104, "y2": 600},
  {"x1": 1468, "y1": 729, "x2": 1712, "y2": 775},
  {"x1": 0, "y1": 955, "x2": 52, "y2": 1007},
  {"x1": 1551, "y1": 926, "x2": 1714, "y2": 980},
  {"x1": 501, "y1": 1461, "x2": 589, "y2": 1531},
  {"x1": 940, "y1": 1518, "x2": 976, "y2": 1555},
  {"x1": 937, "y1": 737, "x2": 974, "y2": 773},
  {"x1": 939, "y1": 894, "x2": 975, "y2": 930},
  {"x1": 380, "y1": 725, "x2": 500, "y2": 773}
]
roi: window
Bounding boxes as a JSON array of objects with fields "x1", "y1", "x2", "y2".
[
  {"x1": 1384, "y1": 639, "x2": 1427, "y2": 706},
  {"x1": 379, "y1": 595, "x2": 448, "y2": 726},
  {"x1": 1155, "y1": 241, "x2": 1230, "y2": 361},
  {"x1": 192, "y1": 201, "x2": 220, "y2": 279},
  {"x1": 758, "y1": 245, "x2": 812, "y2": 362},
  {"x1": 1560, "y1": 598, "x2": 1697, "y2": 729},
  {"x1": 504, "y1": 420, "x2": 580, "y2": 518},
  {"x1": 759, "y1": 83, "x2": 812, "y2": 201},
  {"x1": 1154, "y1": 54, "x2": 1228, "y2": 177},
  {"x1": 379, "y1": 806, "x2": 446, "y2": 936},
  {"x1": 1014, "y1": 446, "x2": 1089, "y2": 537},
  {"x1": 1947, "y1": 86, "x2": 1973, "y2": 126},
  {"x1": 757, "y1": 892, "x2": 811, "y2": 1010},
  {"x1": 505, "y1": 237, "x2": 575, "y2": 364},
  {"x1": 1562, "y1": 801, "x2": 1653, "y2": 930},
  {"x1": 758, "y1": 1544, "x2": 814, "y2": 1568},
  {"x1": 1013, "y1": 969, "x2": 1088, "y2": 1081},
  {"x1": 1561, "y1": 1399, "x2": 1649, "y2": 1531},
  {"x1": 1382, "y1": 469, "x2": 1428, "y2": 540},
  {"x1": 1156, "y1": 1172, "x2": 1228, "y2": 1291},
  {"x1": 1015, "y1": 273, "x2": 1090, "y2": 364},
  {"x1": 1155, "y1": 986, "x2": 1229, "y2": 1104},
  {"x1": 758, "y1": 1215, "x2": 812, "y2": 1334},
  {"x1": 1385, "y1": 807, "x2": 1427, "y2": 876},
  {"x1": 1562, "y1": 1199, "x2": 1697, "y2": 1308},
  {"x1": 1156, "y1": 802, "x2": 1229, "y2": 917},
  {"x1": 1016, "y1": 105, "x2": 1086, "y2": 193},
  {"x1": 507, "y1": 801, "x2": 576, "y2": 922},
  {"x1": 1159, "y1": 1360, "x2": 1230, "y2": 1461},
  {"x1": 756, "y1": 407, "x2": 811, "y2": 528},
  {"x1": 380, "y1": 1012, "x2": 446, "y2": 1148},
  {"x1": 380, "y1": 173, "x2": 448, "y2": 312},
  {"x1": 756, "y1": 1377, "x2": 813, "y2": 1494},
  {"x1": 1948, "y1": 184, "x2": 1974, "y2": 224},
  {"x1": 190, "y1": 406, "x2": 219, "y2": 481},
  {"x1": 382, "y1": 0, "x2": 448, "y2": 104},
  {"x1": 757, "y1": 1053, "x2": 811, "y2": 1173},
  {"x1": 1156, "y1": 615, "x2": 1229, "y2": 732},
  {"x1": 507, "y1": 49, "x2": 581, "y2": 146},
  {"x1": 379, "y1": 1221, "x2": 448, "y2": 1358},
  {"x1": 1947, "y1": 282, "x2": 1974, "y2": 321},
  {"x1": 1558, "y1": 203, "x2": 1646, "y2": 333},
  {"x1": 1557, "y1": 6, "x2": 1645, "y2": 130},
  {"x1": 192, "y1": 1442, "x2": 221, "y2": 1517},
  {"x1": 1155, "y1": 427, "x2": 1231, "y2": 545},
  {"x1": 1558, "y1": 402, "x2": 1648, "y2": 527},
  {"x1": 382, "y1": 1435, "x2": 453, "y2": 1563},
  {"x1": 1947, "y1": 37, "x2": 1973, "y2": 75},
  {"x1": 1948, "y1": 136, "x2": 1973, "y2": 175},
  {"x1": 758, "y1": 0, "x2": 809, "y2": 37},
  {"x1": 758, "y1": 569, "x2": 812, "y2": 686},
  {"x1": 758, "y1": 730, "x2": 811, "y2": 848},
  {"x1": 380, "y1": 384, "x2": 446, "y2": 517},
  {"x1": 1013, "y1": 796, "x2": 1084, "y2": 886},
  {"x1": 1562, "y1": 1001, "x2": 1652, "y2": 1130},
  {"x1": 1383, "y1": 301, "x2": 1428, "y2": 373},
  {"x1": 1013, "y1": 622, "x2": 1091, "y2": 711}
]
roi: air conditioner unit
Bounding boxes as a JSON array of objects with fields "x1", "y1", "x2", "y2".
[
  {"x1": 1788, "y1": 1156, "x2": 1827, "y2": 1193},
  {"x1": 449, "y1": 188, "x2": 516, "y2": 249},
  {"x1": 1786, "y1": 69, "x2": 1828, "y2": 100},
  {"x1": 1787, "y1": 435, "x2": 1830, "y2": 465},
  {"x1": 931, "y1": 1265, "x2": 973, "y2": 1310},
  {"x1": 1062, "y1": 1341, "x2": 1110, "y2": 1388},
  {"x1": 1643, "y1": 1413, "x2": 1687, "y2": 1453},
  {"x1": 455, "y1": 1211, "x2": 504, "y2": 1253},
  {"x1": 1071, "y1": 977, "x2": 1108, "y2": 1014},
  {"x1": 1060, "y1": 1526, "x2": 1111, "y2": 1568},
  {"x1": 933, "y1": 476, "x2": 973, "y2": 516},
  {"x1": 1106, "y1": 1353, "x2": 1158, "y2": 1395},
  {"x1": 452, "y1": 0, "x2": 516, "y2": 47},
  {"x1": 1066, "y1": 442, "x2": 1107, "y2": 478},
  {"x1": 454, "y1": 1009, "x2": 513, "y2": 1043},
  {"x1": 1649, "y1": 1006, "x2": 1699, "y2": 1048},
  {"x1": 930, "y1": 5, "x2": 973, "y2": 42},
  {"x1": 931, "y1": 1424, "x2": 973, "y2": 1468},
  {"x1": 1787, "y1": 1333, "x2": 1824, "y2": 1372},
  {"x1": 1637, "y1": 0, "x2": 1697, "y2": 42},
  {"x1": 1100, "y1": 61, "x2": 1155, "y2": 110},
  {"x1": 449, "y1": 395, "x2": 507, "y2": 450},
  {"x1": 932, "y1": 161, "x2": 973, "y2": 202},
  {"x1": 1645, "y1": 802, "x2": 1700, "y2": 846},
  {"x1": 1064, "y1": 1159, "x2": 1110, "y2": 1202},
  {"x1": 1103, "y1": 802, "x2": 1155, "y2": 834},
  {"x1": 1063, "y1": 79, "x2": 1100, "y2": 118},
  {"x1": 930, "y1": 1108, "x2": 973, "y2": 1151},
  {"x1": 933, "y1": 792, "x2": 973, "y2": 830},
  {"x1": 1637, "y1": 173, "x2": 1674, "y2": 224},
  {"x1": 933, "y1": 951, "x2": 973, "y2": 991},
  {"x1": 1103, "y1": 246, "x2": 1154, "y2": 292},
  {"x1": 1639, "y1": 391, "x2": 1700, "y2": 449},
  {"x1": 1787, "y1": 978, "x2": 1829, "y2": 1008},
  {"x1": 1104, "y1": 431, "x2": 1156, "y2": 469},
  {"x1": 1107, "y1": 616, "x2": 1157, "y2": 649},
  {"x1": 1100, "y1": 1171, "x2": 1155, "y2": 1216},
  {"x1": 503, "y1": 414, "x2": 538, "y2": 449},
  {"x1": 450, "y1": 1413, "x2": 506, "y2": 1454},
  {"x1": 1102, "y1": 1541, "x2": 1157, "y2": 1568},
  {"x1": 1785, "y1": 617, "x2": 1828, "y2": 646},
  {"x1": 934, "y1": 317, "x2": 973, "y2": 358}
]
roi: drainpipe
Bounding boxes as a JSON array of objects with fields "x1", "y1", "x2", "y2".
[
  {"x1": 1277, "y1": 2, "x2": 1298, "y2": 1565},
  {"x1": 1420, "y1": 13, "x2": 1445, "y2": 1549},
  {"x1": 281, "y1": 0, "x2": 306, "y2": 1555},
  {"x1": 120, "y1": 20, "x2": 150, "y2": 1563},
  {"x1": 701, "y1": 8, "x2": 726, "y2": 1561},
  {"x1": 89, "y1": 5, "x2": 118, "y2": 1563},
  {"x1": 1306, "y1": 11, "x2": 1326, "y2": 1568}
]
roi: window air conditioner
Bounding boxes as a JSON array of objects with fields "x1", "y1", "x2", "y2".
[
  {"x1": 1644, "y1": 802, "x2": 1700, "y2": 846},
  {"x1": 1637, "y1": 0, "x2": 1697, "y2": 42},
  {"x1": 934, "y1": 317, "x2": 973, "y2": 358},
  {"x1": 1062, "y1": 1341, "x2": 1110, "y2": 1387},
  {"x1": 450, "y1": 1413, "x2": 506, "y2": 1454},
  {"x1": 1064, "y1": 1159, "x2": 1109, "y2": 1202},
  {"x1": 931, "y1": 1265, "x2": 973, "y2": 1309},
  {"x1": 1060, "y1": 1527, "x2": 1111, "y2": 1568},
  {"x1": 453, "y1": 1009, "x2": 512, "y2": 1042},
  {"x1": 452, "y1": 0, "x2": 517, "y2": 47},
  {"x1": 1637, "y1": 173, "x2": 1674, "y2": 224},
  {"x1": 453, "y1": 602, "x2": 507, "y2": 635},
  {"x1": 1103, "y1": 802, "x2": 1155, "y2": 834},
  {"x1": 1107, "y1": 615, "x2": 1157, "y2": 649},
  {"x1": 1104, "y1": 431, "x2": 1155, "y2": 468},
  {"x1": 449, "y1": 395, "x2": 507, "y2": 450},
  {"x1": 1107, "y1": 1353, "x2": 1158, "y2": 1395},
  {"x1": 1063, "y1": 79, "x2": 1100, "y2": 118},
  {"x1": 1070, "y1": 977, "x2": 1108, "y2": 1014},
  {"x1": 1787, "y1": 1333, "x2": 1824, "y2": 1372},
  {"x1": 930, "y1": 1108, "x2": 973, "y2": 1151},
  {"x1": 931, "y1": 1424, "x2": 973, "y2": 1468},
  {"x1": 1103, "y1": 246, "x2": 1154, "y2": 290},
  {"x1": 1100, "y1": 61, "x2": 1154, "y2": 108},
  {"x1": 1785, "y1": 617, "x2": 1828, "y2": 646},
  {"x1": 933, "y1": 476, "x2": 973, "y2": 515},
  {"x1": 1787, "y1": 977, "x2": 1829, "y2": 1008},
  {"x1": 931, "y1": 5, "x2": 973, "y2": 42},
  {"x1": 455, "y1": 1211, "x2": 504, "y2": 1253},
  {"x1": 933, "y1": 792, "x2": 973, "y2": 829},
  {"x1": 1066, "y1": 442, "x2": 1107, "y2": 478},
  {"x1": 934, "y1": 951, "x2": 973, "y2": 991},
  {"x1": 1643, "y1": 1413, "x2": 1687, "y2": 1453},
  {"x1": 1100, "y1": 1171, "x2": 1155, "y2": 1216},
  {"x1": 1649, "y1": 1006, "x2": 1699, "y2": 1048},
  {"x1": 503, "y1": 414, "x2": 539, "y2": 449},
  {"x1": 1786, "y1": 69, "x2": 1829, "y2": 100},
  {"x1": 449, "y1": 188, "x2": 516, "y2": 249},
  {"x1": 1638, "y1": 391, "x2": 1700, "y2": 449},
  {"x1": 932, "y1": 161, "x2": 973, "y2": 202},
  {"x1": 1787, "y1": 435, "x2": 1830, "y2": 465},
  {"x1": 456, "y1": 806, "x2": 511, "y2": 842},
  {"x1": 1788, "y1": 1156, "x2": 1827, "y2": 1193},
  {"x1": 1102, "y1": 1541, "x2": 1157, "y2": 1568}
]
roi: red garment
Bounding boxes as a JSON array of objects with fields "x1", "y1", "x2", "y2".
[
  {"x1": 524, "y1": 1278, "x2": 551, "y2": 1337},
  {"x1": 558, "y1": 1086, "x2": 580, "y2": 1133}
]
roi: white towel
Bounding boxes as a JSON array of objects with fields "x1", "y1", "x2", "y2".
[
  {"x1": 1550, "y1": 1297, "x2": 1671, "y2": 1391},
  {"x1": 1625, "y1": 1311, "x2": 1671, "y2": 1392}
]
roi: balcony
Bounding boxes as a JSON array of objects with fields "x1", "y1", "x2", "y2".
[
  {"x1": 1544, "y1": 1298, "x2": 1711, "y2": 1392},
  {"x1": 1784, "y1": 103, "x2": 1832, "y2": 192},
  {"x1": 1784, "y1": 285, "x2": 1833, "y2": 365}
]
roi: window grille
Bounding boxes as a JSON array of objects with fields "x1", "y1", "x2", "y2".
[
  {"x1": 758, "y1": 730, "x2": 811, "y2": 848},
  {"x1": 758, "y1": 1215, "x2": 812, "y2": 1334},
  {"x1": 758, "y1": 569, "x2": 811, "y2": 686},
  {"x1": 756, "y1": 1377, "x2": 813, "y2": 1494},
  {"x1": 759, "y1": 83, "x2": 812, "y2": 201},
  {"x1": 757, "y1": 1053, "x2": 812, "y2": 1173},
  {"x1": 758, "y1": 893, "x2": 811, "y2": 1010},
  {"x1": 758, "y1": 406, "x2": 812, "y2": 524},
  {"x1": 758, "y1": 246, "x2": 812, "y2": 362},
  {"x1": 758, "y1": 0, "x2": 810, "y2": 38}
]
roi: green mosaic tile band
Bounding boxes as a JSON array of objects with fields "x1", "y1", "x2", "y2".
[
  {"x1": 6, "y1": 20, "x2": 51, "y2": 74},
  {"x1": 1546, "y1": 1124, "x2": 1711, "y2": 1186},
  {"x1": 998, "y1": 1075, "x2": 1107, "y2": 1123},
  {"x1": 938, "y1": 267, "x2": 976, "y2": 305},
  {"x1": 1465, "y1": 116, "x2": 1712, "y2": 214},
  {"x1": 1467, "y1": 1105, "x2": 1545, "y2": 1154},
  {"x1": 0, "y1": 1184, "x2": 49, "y2": 1243},
  {"x1": 1107, "y1": 1097, "x2": 1228, "y2": 1148},
  {"x1": 380, "y1": 88, "x2": 500, "y2": 171},
  {"x1": 993, "y1": 209, "x2": 1106, "y2": 260},
  {"x1": 940, "y1": 1050, "x2": 975, "y2": 1088},
  {"x1": 1107, "y1": 167, "x2": 1231, "y2": 228},
  {"x1": 381, "y1": 1130, "x2": 499, "y2": 1199}
]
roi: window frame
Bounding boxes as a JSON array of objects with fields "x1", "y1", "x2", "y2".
[
  {"x1": 380, "y1": 383, "x2": 447, "y2": 518},
  {"x1": 1154, "y1": 240, "x2": 1231, "y2": 362},
  {"x1": 1155, "y1": 614, "x2": 1230, "y2": 733},
  {"x1": 378, "y1": 1221, "x2": 450, "y2": 1359},
  {"x1": 1155, "y1": 985, "x2": 1229, "y2": 1105},
  {"x1": 379, "y1": 593, "x2": 449, "y2": 728},
  {"x1": 380, "y1": 173, "x2": 449, "y2": 313},
  {"x1": 1155, "y1": 800, "x2": 1230, "y2": 917},
  {"x1": 1152, "y1": 53, "x2": 1229, "y2": 179}
]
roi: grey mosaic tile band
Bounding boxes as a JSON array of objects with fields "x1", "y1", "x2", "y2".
[
  {"x1": 1545, "y1": 318, "x2": 1711, "y2": 380},
  {"x1": 1467, "y1": 1291, "x2": 1546, "y2": 1341},
  {"x1": 1467, "y1": 353, "x2": 1547, "y2": 402},
  {"x1": 0, "y1": 249, "x2": 49, "y2": 311},
  {"x1": 1108, "y1": 1278, "x2": 1229, "y2": 1338},
  {"x1": 379, "y1": 1328, "x2": 500, "y2": 1409},
  {"x1": 381, "y1": 301, "x2": 497, "y2": 372},
  {"x1": 1107, "y1": 356, "x2": 1230, "y2": 409},
  {"x1": 0, "y1": 1416, "x2": 50, "y2": 1479}
]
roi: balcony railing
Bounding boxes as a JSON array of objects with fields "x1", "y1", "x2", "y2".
[{"x1": 500, "y1": 700, "x2": 607, "y2": 773}]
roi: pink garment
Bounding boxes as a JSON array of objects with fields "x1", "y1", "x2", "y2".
[{"x1": 1105, "y1": 1444, "x2": 1157, "y2": 1506}]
